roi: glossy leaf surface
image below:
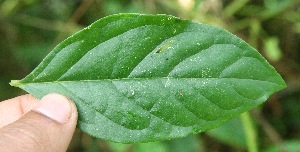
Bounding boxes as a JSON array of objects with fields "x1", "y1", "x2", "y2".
[{"x1": 10, "y1": 14, "x2": 286, "y2": 143}]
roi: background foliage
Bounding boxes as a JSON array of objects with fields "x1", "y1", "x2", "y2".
[{"x1": 0, "y1": 0, "x2": 299, "y2": 151}]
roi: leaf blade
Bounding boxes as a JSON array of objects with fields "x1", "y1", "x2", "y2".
[{"x1": 10, "y1": 13, "x2": 286, "y2": 143}]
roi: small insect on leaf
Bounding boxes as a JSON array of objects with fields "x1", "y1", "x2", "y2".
[{"x1": 156, "y1": 40, "x2": 174, "y2": 53}]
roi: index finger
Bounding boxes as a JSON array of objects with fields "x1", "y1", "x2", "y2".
[{"x1": 0, "y1": 94, "x2": 38, "y2": 129}]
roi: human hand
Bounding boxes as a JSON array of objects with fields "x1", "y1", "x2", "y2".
[{"x1": 0, "y1": 93, "x2": 78, "y2": 152}]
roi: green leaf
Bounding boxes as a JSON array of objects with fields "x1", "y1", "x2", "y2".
[
  {"x1": 10, "y1": 13, "x2": 286, "y2": 143},
  {"x1": 207, "y1": 117, "x2": 247, "y2": 149},
  {"x1": 263, "y1": 37, "x2": 282, "y2": 62},
  {"x1": 164, "y1": 134, "x2": 204, "y2": 152},
  {"x1": 263, "y1": 140, "x2": 300, "y2": 152},
  {"x1": 135, "y1": 142, "x2": 167, "y2": 152}
]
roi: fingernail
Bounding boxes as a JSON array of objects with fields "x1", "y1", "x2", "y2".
[{"x1": 32, "y1": 93, "x2": 72, "y2": 124}]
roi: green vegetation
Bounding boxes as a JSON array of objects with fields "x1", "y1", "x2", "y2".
[
  {"x1": 1, "y1": 0, "x2": 299, "y2": 151},
  {"x1": 10, "y1": 13, "x2": 285, "y2": 143}
]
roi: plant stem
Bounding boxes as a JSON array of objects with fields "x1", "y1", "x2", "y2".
[
  {"x1": 9, "y1": 80, "x2": 21, "y2": 87},
  {"x1": 241, "y1": 112, "x2": 258, "y2": 152}
]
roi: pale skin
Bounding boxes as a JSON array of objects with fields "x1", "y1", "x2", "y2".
[{"x1": 0, "y1": 94, "x2": 78, "y2": 152}]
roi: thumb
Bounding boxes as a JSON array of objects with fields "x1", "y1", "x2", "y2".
[{"x1": 0, "y1": 93, "x2": 78, "y2": 152}]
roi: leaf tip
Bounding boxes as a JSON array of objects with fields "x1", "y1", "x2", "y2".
[{"x1": 10, "y1": 80, "x2": 22, "y2": 87}]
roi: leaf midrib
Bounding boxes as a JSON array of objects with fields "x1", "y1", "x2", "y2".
[{"x1": 11, "y1": 77, "x2": 284, "y2": 87}]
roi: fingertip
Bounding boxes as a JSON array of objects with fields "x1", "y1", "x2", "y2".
[
  {"x1": 32, "y1": 93, "x2": 73, "y2": 124},
  {"x1": 0, "y1": 93, "x2": 78, "y2": 152}
]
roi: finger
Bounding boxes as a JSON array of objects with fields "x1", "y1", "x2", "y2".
[
  {"x1": 0, "y1": 93, "x2": 78, "y2": 152},
  {"x1": 0, "y1": 94, "x2": 38, "y2": 128}
]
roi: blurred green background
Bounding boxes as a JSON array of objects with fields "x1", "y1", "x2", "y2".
[{"x1": 1, "y1": 0, "x2": 300, "y2": 151}]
